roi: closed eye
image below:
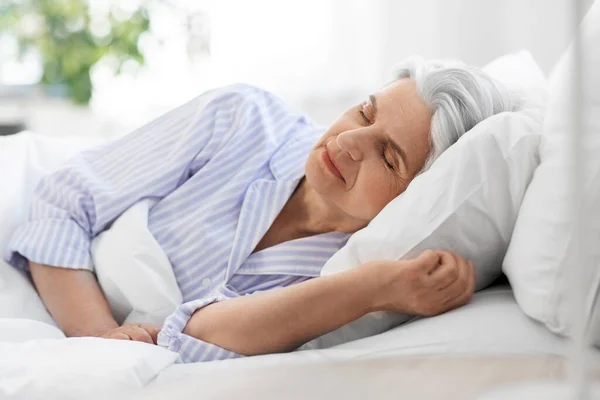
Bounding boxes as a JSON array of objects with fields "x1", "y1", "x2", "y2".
[
  {"x1": 359, "y1": 108, "x2": 371, "y2": 125},
  {"x1": 379, "y1": 142, "x2": 395, "y2": 170}
]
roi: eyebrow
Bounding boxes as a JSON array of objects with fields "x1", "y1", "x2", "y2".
[
  {"x1": 369, "y1": 94, "x2": 378, "y2": 120},
  {"x1": 370, "y1": 94, "x2": 408, "y2": 167}
]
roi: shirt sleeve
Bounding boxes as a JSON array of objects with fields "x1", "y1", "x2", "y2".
[
  {"x1": 4, "y1": 85, "x2": 254, "y2": 272},
  {"x1": 158, "y1": 285, "x2": 244, "y2": 363}
]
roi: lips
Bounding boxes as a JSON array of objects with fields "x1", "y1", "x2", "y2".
[{"x1": 322, "y1": 147, "x2": 345, "y2": 182}]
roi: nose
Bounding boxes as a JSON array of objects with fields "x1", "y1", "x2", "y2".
[{"x1": 336, "y1": 130, "x2": 364, "y2": 162}]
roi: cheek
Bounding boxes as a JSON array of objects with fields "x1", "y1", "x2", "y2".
[{"x1": 349, "y1": 168, "x2": 402, "y2": 219}]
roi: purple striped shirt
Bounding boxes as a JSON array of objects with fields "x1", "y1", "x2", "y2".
[{"x1": 4, "y1": 84, "x2": 350, "y2": 362}]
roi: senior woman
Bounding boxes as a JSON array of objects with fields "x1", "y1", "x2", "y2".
[{"x1": 4, "y1": 57, "x2": 515, "y2": 363}]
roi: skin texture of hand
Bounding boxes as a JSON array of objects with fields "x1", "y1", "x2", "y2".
[
  {"x1": 369, "y1": 249, "x2": 476, "y2": 317},
  {"x1": 97, "y1": 324, "x2": 161, "y2": 345}
]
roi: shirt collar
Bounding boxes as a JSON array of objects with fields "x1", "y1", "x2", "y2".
[{"x1": 237, "y1": 231, "x2": 351, "y2": 277}]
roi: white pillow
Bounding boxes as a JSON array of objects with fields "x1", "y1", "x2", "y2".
[
  {"x1": 503, "y1": 0, "x2": 600, "y2": 339},
  {"x1": 310, "y1": 53, "x2": 546, "y2": 349},
  {"x1": 0, "y1": 131, "x2": 106, "y2": 324},
  {"x1": 0, "y1": 318, "x2": 65, "y2": 342},
  {"x1": 0, "y1": 335, "x2": 178, "y2": 399},
  {"x1": 92, "y1": 199, "x2": 182, "y2": 326},
  {"x1": 482, "y1": 50, "x2": 548, "y2": 110}
]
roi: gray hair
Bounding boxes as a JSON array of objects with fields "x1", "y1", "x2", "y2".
[{"x1": 393, "y1": 56, "x2": 520, "y2": 173}]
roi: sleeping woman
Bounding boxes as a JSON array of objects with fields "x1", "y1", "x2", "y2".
[{"x1": 4, "y1": 57, "x2": 515, "y2": 363}]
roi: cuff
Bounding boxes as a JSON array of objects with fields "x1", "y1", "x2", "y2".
[
  {"x1": 3, "y1": 219, "x2": 94, "y2": 272},
  {"x1": 158, "y1": 295, "x2": 244, "y2": 363}
]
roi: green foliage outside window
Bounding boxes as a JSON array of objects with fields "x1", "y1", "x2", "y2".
[{"x1": 0, "y1": 0, "x2": 151, "y2": 104}]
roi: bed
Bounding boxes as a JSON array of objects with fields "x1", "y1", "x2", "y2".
[
  {"x1": 0, "y1": 40, "x2": 596, "y2": 398},
  {"x1": 0, "y1": 116, "x2": 579, "y2": 400},
  {"x1": 0, "y1": 264, "x2": 577, "y2": 400},
  {"x1": 0, "y1": 135, "x2": 575, "y2": 398}
]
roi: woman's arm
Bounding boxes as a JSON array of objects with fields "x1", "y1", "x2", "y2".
[
  {"x1": 30, "y1": 261, "x2": 160, "y2": 342},
  {"x1": 30, "y1": 261, "x2": 118, "y2": 337},
  {"x1": 183, "y1": 250, "x2": 475, "y2": 356},
  {"x1": 5, "y1": 86, "x2": 245, "y2": 274},
  {"x1": 6, "y1": 88, "x2": 248, "y2": 340}
]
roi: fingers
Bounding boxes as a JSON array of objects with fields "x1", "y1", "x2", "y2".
[
  {"x1": 111, "y1": 332, "x2": 131, "y2": 341},
  {"x1": 444, "y1": 257, "x2": 476, "y2": 308},
  {"x1": 387, "y1": 249, "x2": 476, "y2": 317},
  {"x1": 429, "y1": 251, "x2": 459, "y2": 289},
  {"x1": 101, "y1": 325, "x2": 157, "y2": 344},
  {"x1": 442, "y1": 254, "x2": 468, "y2": 301},
  {"x1": 413, "y1": 250, "x2": 441, "y2": 274},
  {"x1": 138, "y1": 324, "x2": 161, "y2": 344},
  {"x1": 123, "y1": 325, "x2": 155, "y2": 344},
  {"x1": 426, "y1": 250, "x2": 474, "y2": 309}
]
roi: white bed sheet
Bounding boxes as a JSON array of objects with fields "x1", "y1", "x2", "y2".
[
  {"x1": 148, "y1": 284, "x2": 566, "y2": 387},
  {"x1": 0, "y1": 281, "x2": 567, "y2": 400}
]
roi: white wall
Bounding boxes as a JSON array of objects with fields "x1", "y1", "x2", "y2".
[
  {"x1": 380, "y1": 0, "x2": 572, "y2": 74},
  {"x1": 300, "y1": 0, "x2": 587, "y2": 124},
  {"x1": 379, "y1": 0, "x2": 597, "y2": 76},
  {"x1": 6, "y1": 0, "x2": 594, "y2": 137}
]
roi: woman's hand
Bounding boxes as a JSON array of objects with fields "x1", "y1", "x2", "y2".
[
  {"x1": 368, "y1": 250, "x2": 475, "y2": 317},
  {"x1": 96, "y1": 324, "x2": 161, "y2": 344}
]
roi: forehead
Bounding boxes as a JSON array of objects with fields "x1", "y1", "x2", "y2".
[
  {"x1": 372, "y1": 79, "x2": 433, "y2": 172},
  {"x1": 373, "y1": 79, "x2": 432, "y2": 129}
]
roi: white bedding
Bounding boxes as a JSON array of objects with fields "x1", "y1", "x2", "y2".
[
  {"x1": 136, "y1": 285, "x2": 569, "y2": 400},
  {"x1": 150, "y1": 284, "x2": 566, "y2": 385},
  {"x1": 0, "y1": 284, "x2": 568, "y2": 399},
  {"x1": 0, "y1": 324, "x2": 177, "y2": 400},
  {"x1": 0, "y1": 131, "x2": 568, "y2": 399}
]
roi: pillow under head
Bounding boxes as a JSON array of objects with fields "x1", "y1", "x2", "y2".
[{"x1": 304, "y1": 53, "x2": 547, "y2": 349}]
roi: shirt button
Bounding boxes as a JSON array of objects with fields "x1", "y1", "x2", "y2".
[{"x1": 201, "y1": 277, "x2": 212, "y2": 289}]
